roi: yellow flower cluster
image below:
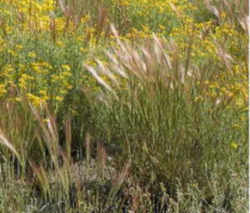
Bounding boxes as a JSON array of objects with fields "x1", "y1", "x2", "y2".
[{"x1": 0, "y1": 0, "x2": 247, "y2": 112}]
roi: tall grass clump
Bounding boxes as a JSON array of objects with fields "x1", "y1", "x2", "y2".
[{"x1": 86, "y1": 24, "x2": 248, "y2": 205}]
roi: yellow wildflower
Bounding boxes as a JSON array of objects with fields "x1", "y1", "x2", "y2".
[
  {"x1": 230, "y1": 142, "x2": 238, "y2": 149},
  {"x1": 61, "y1": 64, "x2": 71, "y2": 72},
  {"x1": 28, "y1": 52, "x2": 36, "y2": 58}
]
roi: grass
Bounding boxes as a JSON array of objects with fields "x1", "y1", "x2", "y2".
[{"x1": 0, "y1": 0, "x2": 248, "y2": 212}]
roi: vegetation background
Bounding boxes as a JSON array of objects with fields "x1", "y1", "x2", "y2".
[{"x1": 0, "y1": 0, "x2": 248, "y2": 212}]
